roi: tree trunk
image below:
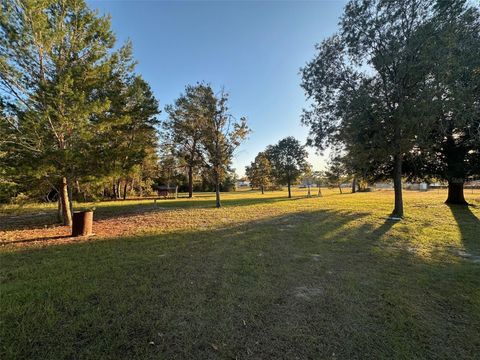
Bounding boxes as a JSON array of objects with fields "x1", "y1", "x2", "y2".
[
  {"x1": 60, "y1": 177, "x2": 72, "y2": 226},
  {"x1": 116, "y1": 179, "x2": 121, "y2": 199},
  {"x1": 123, "y1": 180, "x2": 128, "y2": 200},
  {"x1": 307, "y1": 185, "x2": 311, "y2": 197},
  {"x1": 261, "y1": 185, "x2": 264, "y2": 195},
  {"x1": 351, "y1": 177, "x2": 356, "y2": 193},
  {"x1": 446, "y1": 181, "x2": 467, "y2": 205},
  {"x1": 112, "y1": 179, "x2": 117, "y2": 199},
  {"x1": 338, "y1": 184, "x2": 343, "y2": 194},
  {"x1": 287, "y1": 179, "x2": 291, "y2": 198},
  {"x1": 443, "y1": 134, "x2": 468, "y2": 206},
  {"x1": 318, "y1": 185, "x2": 322, "y2": 197},
  {"x1": 392, "y1": 153, "x2": 404, "y2": 218},
  {"x1": 75, "y1": 180, "x2": 81, "y2": 199},
  {"x1": 68, "y1": 179, "x2": 74, "y2": 220},
  {"x1": 57, "y1": 193, "x2": 62, "y2": 222},
  {"x1": 188, "y1": 165, "x2": 193, "y2": 198},
  {"x1": 215, "y1": 171, "x2": 221, "y2": 208}
]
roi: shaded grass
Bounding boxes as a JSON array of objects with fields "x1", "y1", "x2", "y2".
[{"x1": 1, "y1": 190, "x2": 479, "y2": 359}]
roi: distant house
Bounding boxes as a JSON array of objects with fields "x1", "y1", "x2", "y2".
[
  {"x1": 404, "y1": 182, "x2": 428, "y2": 191},
  {"x1": 236, "y1": 179, "x2": 250, "y2": 188},
  {"x1": 465, "y1": 180, "x2": 480, "y2": 189},
  {"x1": 375, "y1": 182, "x2": 429, "y2": 191},
  {"x1": 374, "y1": 182, "x2": 394, "y2": 189}
]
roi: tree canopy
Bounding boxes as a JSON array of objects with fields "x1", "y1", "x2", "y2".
[
  {"x1": 266, "y1": 137, "x2": 309, "y2": 198},
  {"x1": 245, "y1": 152, "x2": 273, "y2": 194},
  {"x1": 301, "y1": 0, "x2": 480, "y2": 216},
  {"x1": 0, "y1": 0, "x2": 159, "y2": 222}
]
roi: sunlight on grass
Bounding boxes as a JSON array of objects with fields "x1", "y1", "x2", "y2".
[{"x1": 1, "y1": 189, "x2": 479, "y2": 358}]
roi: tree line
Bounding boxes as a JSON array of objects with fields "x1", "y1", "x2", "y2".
[
  {"x1": 300, "y1": 0, "x2": 480, "y2": 217},
  {"x1": 2, "y1": 0, "x2": 478, "y2": 224},
  {"x1": 0, "y1": 0, "x2": 249, "y2": 224}
]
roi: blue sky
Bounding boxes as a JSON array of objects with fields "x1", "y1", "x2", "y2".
[{"x1": 89, "y1": 0, "x2": 347, "y2": 176}]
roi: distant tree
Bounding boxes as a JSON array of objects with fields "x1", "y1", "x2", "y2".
[
  {"x1": 267, "y1": 137, "x2": 309, "y2": 198},
  {"x1": 163, "y1": 83, "x2": 214, "y2": 198},
  {"x1": 201, "y1": 90, "x2": 249, "y2": 208},
  {"x1": 312, "y1": 170, "x2": 325, "y2": 197},
  {"x1": 301, "y1": 165, "x2": 315, "y2": 197},
  {"x1": 157, "y1": 143, "x2": 185, "y2": 188},
  {"x1": 325, "y1": 156, "x2": 347, "y2": 194},
  {"x1": 245, "y1": 152, "x2": 273, "y2": 194}
]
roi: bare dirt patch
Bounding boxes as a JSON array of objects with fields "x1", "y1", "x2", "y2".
[{"x1": 1, "y1": 211, "x2": 173, "y2": 248}]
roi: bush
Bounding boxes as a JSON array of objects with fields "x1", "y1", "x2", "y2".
[{"x1": 0, "y1": 181, "x2": 18, "y2": 204}]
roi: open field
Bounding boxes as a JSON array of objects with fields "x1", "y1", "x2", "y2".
[{"x1": 1, "y1": 189, "x2": 479, "y2": 359}]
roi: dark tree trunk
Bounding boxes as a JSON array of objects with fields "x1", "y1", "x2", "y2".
[
  {"x1": 446, "y1": 181, "x2": 467, "y2": 205},
  {"x1": 287, "y1": 179, "x2": 291, "y2": 198},
  {"x1": 112, "y1": 179, "x2": 117, "y2": 199},
  {"x1": 392, "y1": 153, "x2": 404, "y2": 218},
  {"x1": 212, "y1": 168, "x2": 221, "y2": 208},
  {"x1": 60, "y1": 177, "x2": 72, "y2": 226},
  {"x1": 318, "y1": 185, "x2": 322, "y2": 197},
  {"x1": 351, "y1": 177, "x2": 356, "y2": 193},
  {"x1": 188, "y1": 165, "x2": 193, "y2": 198},
  {"x1": 261, "y1": 185, "x2": 264, "y2": 195},
  {"x1": 123, "y1": 181, "x2": 128, "y2": 200},
  {"x1": 215, "y1": 184, "x2": 221, "y2": 208},
  {"x1": 215, "y1": 171, "x2": 221, "y2": 208},
  {"x1": 57, "y1": 193, "x2": 62, "y2": 222},
  {"x1": 68, "y1": 179, "x2": 74, "y2": 220},
  {"x1": 444, "y1": 134, "x2": 468, "y2": 206}
]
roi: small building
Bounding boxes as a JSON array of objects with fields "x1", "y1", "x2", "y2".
[
  {"x1": 152, "y1": 185, "x2": 178, "y2": 199},
  {"x1": 374, "y1": 182, "x2": 394, "y2": 189},
  {"x1": 236, "y1": 180, "x2": 250, "y2": 188}
]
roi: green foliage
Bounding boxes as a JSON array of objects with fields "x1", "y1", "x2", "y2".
[
  {"x1": 266, "y1": 137, "x2": 309, "y2": 188},
  {"x1": 0, "y1": 0, "x2": 159, "y2": 210},
  {"x1": 161, "y1": 85, "x2": 249, "y2": 203},
  {"x1": 162, "y1": 83, "x2": 215, "y2": 195},
  {"x1": 300, "y1": 0, "x2": 480, "y2": 213},
  {"x1": 201, "y1": 89, "x2": 249, "y2": 206},
  {"x1": 324, "y1": 155, "x2": 348, "y2": 193},
  {"x1": 414, "y1": 3, "x2": 480, "y2": 184},
  {"x1": 245, "y1": 151, "x2": 274, "y2": 191}
]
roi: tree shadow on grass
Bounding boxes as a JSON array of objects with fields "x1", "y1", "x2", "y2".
[
  {"x1": 1, "y1": 235, "x2": 72, "y2": 246},
  {"x1": 447, "y1": 204, "x2": 480, "y2": 255},
  {"x1": 0, "y1": 206, "x2": 368, "y2": 248},
  {"x1": 0, "y1": 194, "x2": 309, "y2": 232},
  {"x1": 2, "y1": 208, "x2": 479, "y2": 359}
]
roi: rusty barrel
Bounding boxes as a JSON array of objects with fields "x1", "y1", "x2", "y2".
[{"x1": 72, "y1": 210, "x2": 93, "y2": 237}]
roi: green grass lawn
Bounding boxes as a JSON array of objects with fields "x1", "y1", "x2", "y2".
[{"x1": 1, "y1": 189, "x2": 479, "y2": 359}]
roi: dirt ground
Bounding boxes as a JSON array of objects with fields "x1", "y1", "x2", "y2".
[{"x1": 0, "y1": 212, "x2": 161, "y2": 248}]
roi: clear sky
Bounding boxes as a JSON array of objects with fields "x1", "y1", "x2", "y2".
[{"x1": 88, "y1": 0, "x2": 348, "y2": 176}]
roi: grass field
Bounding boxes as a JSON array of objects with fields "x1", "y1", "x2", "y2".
[{"x1": 1, "y1": 188, "x2": 479, "y2": 359}]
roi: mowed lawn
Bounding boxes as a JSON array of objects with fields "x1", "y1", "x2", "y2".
[{"x1": 1, "y1": 189, "x2": 479, "y2": 359}]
